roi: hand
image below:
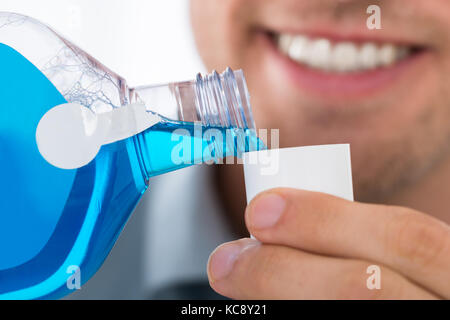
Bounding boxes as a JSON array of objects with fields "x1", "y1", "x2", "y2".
[{"x1": 207, "y1": 188, "x2": 450, "y2": 299}]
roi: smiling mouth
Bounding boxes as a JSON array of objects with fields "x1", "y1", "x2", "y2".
[
  {"x1": 272, "y1": 32, "x2": 425, "y2": 73},
  {"x1": 259, "y1": 30, "x2": 431, "y2": 99}
]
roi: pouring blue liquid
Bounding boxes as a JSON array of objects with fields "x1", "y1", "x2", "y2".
[{"x1": 0, "y1": 42, "x2": 263, "y2": 299}]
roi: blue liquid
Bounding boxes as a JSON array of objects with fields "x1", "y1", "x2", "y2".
[{"x1": 0, "y1": 43, "x2": 262, "y2": 299}]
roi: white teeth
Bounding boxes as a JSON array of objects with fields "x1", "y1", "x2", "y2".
[
  {"x1": 359, "y1": 43, "x2": 378, "y2": 70},
  {"x1": 309, "y1": 39, "x2": 332, "y2": 70},
  {"x1": 276, "y1": 34, "x2": 412, "y2": 73},
  {"x1": 378, "y1": 44, "x2": 397, "y2": 67},
  {"x1": 287, "y1": 35, "x2": 309, "y2": 63},
  {"x1": 278, "y1": 34, "x2": 293, "y2": 53},
  {"x1": 332, "y1": 42, "x2": 359, "y2": 72}
]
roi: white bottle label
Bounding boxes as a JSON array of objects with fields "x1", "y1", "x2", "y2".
[{"x1": 35, "y1": 102, "x2": 160, "y2": 169}]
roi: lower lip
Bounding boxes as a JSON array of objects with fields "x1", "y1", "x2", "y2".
[{"x1": 259, "y1": 32, "x2": 431, "y2": 100}]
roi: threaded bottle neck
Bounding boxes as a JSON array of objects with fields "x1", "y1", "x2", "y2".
[
  {"x1": 194, "y1": 68, "x2": 255, "y2": 130},
  {"x1": 131, "y1": 68, "x2": 262, "y2": 183},
  {"x1": 130, "y1": 67, "x2": 256, "y2": 131}
]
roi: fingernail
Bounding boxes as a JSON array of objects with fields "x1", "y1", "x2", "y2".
[
  {"x1": 248, "y1": 193, "x2": 286, "y2": 229},
  {"x1": 208, "y1": 240, "x2": 258, "y2": 282}
]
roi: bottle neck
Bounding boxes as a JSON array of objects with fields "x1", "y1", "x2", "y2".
[
  {"x1": 129, "y1": 68, "x2": 256, "y2": 130},
  {"x1": 129, "y1": 68, "x2": 261, "y2": 183},
  {"x1": 194, "y1": 68, "x2": 255, "y2": 129}
]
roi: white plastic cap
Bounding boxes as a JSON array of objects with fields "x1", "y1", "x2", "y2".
[{"x1": 243, "y1": 144, "x2": 354, "y2": 204}]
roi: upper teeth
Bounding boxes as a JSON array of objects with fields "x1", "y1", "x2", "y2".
[{"x1": 277, "y1": 34, "x2": 411, "y2": 72}]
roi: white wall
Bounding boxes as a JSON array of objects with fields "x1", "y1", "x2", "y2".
[{"x1": 0, "y1": 0, "x2": 205, "y2": 86}]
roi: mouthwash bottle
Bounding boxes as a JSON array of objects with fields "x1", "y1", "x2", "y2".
[{"x1": 0, "y1": 12, "x2": 262, "y2": 299}]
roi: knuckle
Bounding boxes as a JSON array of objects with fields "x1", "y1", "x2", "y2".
[{"x1": 389, "y1": 210, "x2": 449, "y2": 268}]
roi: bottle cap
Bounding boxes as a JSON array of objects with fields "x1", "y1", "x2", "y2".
[{"x1": 243, "y1": 144, "x2": 354, "y2": 204}]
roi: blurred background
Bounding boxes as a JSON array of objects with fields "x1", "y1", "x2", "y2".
[
  {"x1": 1, "y1": 0, "x2": 234, "y2": 299},
  {"x1": 1, "y1": 0, "x2": 204, "y2": 84}
]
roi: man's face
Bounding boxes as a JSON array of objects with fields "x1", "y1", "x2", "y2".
[{"x1": 190, "y1": 0, "x2": 450, "y2": 202}]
